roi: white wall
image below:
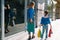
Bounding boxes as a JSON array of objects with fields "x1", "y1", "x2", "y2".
[{"x1": 37, "y1": 0, "x2": 45, "y2": 27}]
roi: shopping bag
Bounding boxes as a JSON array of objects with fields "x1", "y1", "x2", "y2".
[
  {"x1": 48, "y1": 28, "x2": 53, "y2": 37},
  {"x1": 37, "y1": 29, "x2": 41, "y2": 38}
]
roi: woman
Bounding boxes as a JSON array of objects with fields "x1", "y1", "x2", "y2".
[
  {"x1": 27, "y1": 2, "x2": 35, "y2": 40},
  {"x1": 40, "y1": 11, "x2": 52, "y2": 40},
  {"x1": 5, "y1": 4, "x2": 10, "y2": 33}
]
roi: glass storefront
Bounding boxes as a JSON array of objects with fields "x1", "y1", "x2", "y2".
[
  {"x1": 5, "y1": 0, "x2": 25, "y2": 24},
  {"x1": 5, "y1": 0, "x2": 25, "y2": 37}
]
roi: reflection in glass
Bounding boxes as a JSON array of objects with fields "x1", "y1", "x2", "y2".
[{"x1": 5, "y1": 0, "x2": 25, "y2": 37}]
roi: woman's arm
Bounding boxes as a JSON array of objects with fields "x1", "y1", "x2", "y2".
[
  {"x1": 48, "y1": 17, "x2": 52, "y2": 29},
  {"x1": 50, "y1": 23, "x2": 52, "y2": 29}
]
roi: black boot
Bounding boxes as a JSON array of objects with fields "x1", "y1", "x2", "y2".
[
  {"x1": 28, "y1": 36, "x2": 31, "y2": 40},
  {"x1": 5, "y1": 31, "x2": 8, "y2": 34},
  {"x1": 32, "y1": 35, "x2": 35, "y2": 39},
  {"x1": 7, "y1": 29, "x2": 10, "y2": 32}
]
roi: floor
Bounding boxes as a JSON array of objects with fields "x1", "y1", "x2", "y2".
[
  {"x1": 5, "y1": 19, "x2": 60, "y2": 40},
  {"x1": 5, "y1": 23, "x2": 25, "y2": 37}
]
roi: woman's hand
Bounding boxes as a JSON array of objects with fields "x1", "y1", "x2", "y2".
[
  {"x1": 39, "y1": 24, "x2": 42, "y2": 28},
  {"x1": 30, "y1": 19, "x2": 33, "y2": 23},
  {"x1": 50, "y1": 24, "x2": 53, "y2": 34},
  {"x1": 50, "y1": 24, "x2": 52, "y2": 29}
]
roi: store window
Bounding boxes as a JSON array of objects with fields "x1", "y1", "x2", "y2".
[{"x1": 5, "y1": 0, "x2": 25, "y2": 37}]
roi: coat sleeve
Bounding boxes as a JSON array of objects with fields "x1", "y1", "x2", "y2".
[
  {"x1": 48, "y1": 18, "x2": 51, "y2": 24},
  {"x1": 40, "y1": 17, "x2": 43, "y2": 24}
]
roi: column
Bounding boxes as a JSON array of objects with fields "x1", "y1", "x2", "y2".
[
  {"x1": 53, "y1": 4, "x2": 56, "y2": 20},
  {"x1": 1, "y1": 0, "x2": 5, "y2": 40},
  {"x1": 24, "y1": 0, "x2": 27, "y2": 30},
  {"x1": 34, "y1": 0, "x2": 38, "y2": 27},
  {"x1": 52, "y1": 0, "x2": 57, "y2": 20},
  {"x1": 44, "y1": 0, "x2": 48, "y2": 11}
]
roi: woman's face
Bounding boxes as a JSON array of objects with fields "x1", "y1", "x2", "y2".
[
  {"x1": 31, "y1": 4, "x2": 35, "y2": 9},
  {"x1": 44, "y1": 13, "x2": 48, "y2": 16},
  {"x1": 30, "y1": 3, "x2": 35, "y2": 8},
  {"x1": 32, "y1": 5, "x2": 35, "y2": 8}
]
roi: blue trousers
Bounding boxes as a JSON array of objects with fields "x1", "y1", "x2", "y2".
[{"x1": 41, "y1": 25, "x2": 48, "y2": 38}]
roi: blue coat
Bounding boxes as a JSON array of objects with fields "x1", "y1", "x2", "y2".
[
  {"x1": 27, "y1": 8, "x2": 35, "y2": 33},
  {"x1": 40, "y1": 17, "x2": 51, "y2": 25}
]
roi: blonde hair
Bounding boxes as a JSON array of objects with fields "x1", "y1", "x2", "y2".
[{"x1": 30, "y1": 1, "x2": 35, "y2": 7}]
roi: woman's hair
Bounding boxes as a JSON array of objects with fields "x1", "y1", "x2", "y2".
[
  {"x1": 44, "y1": 11, "x2": 48, "y2": 16},
  {"x1": 30, "y1": 2, "x2": 35, "y2": 7}
]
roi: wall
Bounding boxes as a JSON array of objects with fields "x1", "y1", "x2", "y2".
[{"x1": 37, "y1": 0, "x2": 45, "y2": 27}]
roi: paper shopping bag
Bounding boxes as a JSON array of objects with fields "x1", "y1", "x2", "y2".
[
  {"x1": 37, "y1": 29, "x2": 41, "y2": 38},
  {"x1": 48, "y1": 28, "x2": 53, "y2": 37}
]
